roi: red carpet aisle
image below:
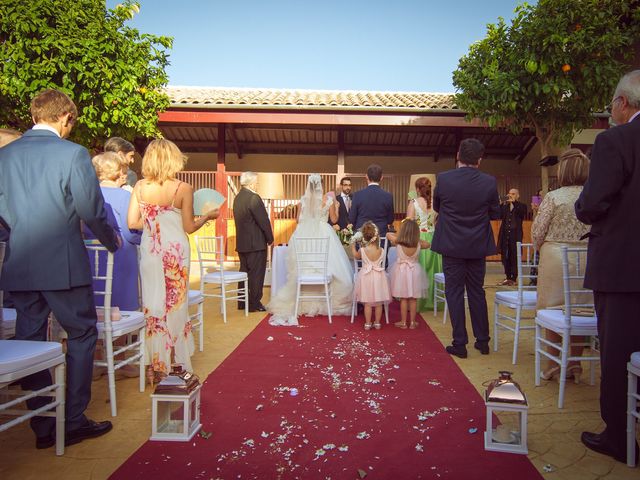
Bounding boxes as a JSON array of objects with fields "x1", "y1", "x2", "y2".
[{"x1": 111, "y1": 307, "x2": 543, "y2": 480}]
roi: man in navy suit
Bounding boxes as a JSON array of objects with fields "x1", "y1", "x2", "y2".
[
  {"x1": 431, "y1": 139, "x2": 501, "y2": 358},
  {"x1": 349, "y1": 165, "x2": 394, "y2": 236},
  {"x1": 0, "y1": 89, "x2": 120, "y2": 449},
  {"x1": 576, "y1": 70, "x2": 640, "y2": 464},
  {"x1": 331, "y1": 176, "x2": 353, "y2": 230}
]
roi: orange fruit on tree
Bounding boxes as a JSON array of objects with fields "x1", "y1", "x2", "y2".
[{"x1": 562, "y1": 64, "x2": 571, "y2": 73}]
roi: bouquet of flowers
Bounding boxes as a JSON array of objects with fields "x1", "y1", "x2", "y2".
[{"x1": 336, "y1": 225, "x2": 354, "y2": 245}]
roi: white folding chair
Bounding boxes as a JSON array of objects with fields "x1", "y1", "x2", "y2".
[
  {"x1": 350, "y1": 239, "x2": 390, "y2": 324},
  {"x1": 494, "y1": 242, "x2": 538, "y2": 364},
  {"x1": 293, "y1": 237, "x2": 333, "y2": 324},
  {"x1": 86, "y1": 241, "x2": 146, "y2": 417},
  {"x1": 534, "y1": 246, "x2": 599, "y2": 408},
  {"x1": 196, "y1": 236, "x2": 248, "y2": 323},
  {"x1": 628, "y1": 351, "x2": 640, "y2": 467},
  {"x1": 188, "y1": 289, "x2": 205, "y2": 352},
  {"x1": 433, "y1": 272, "x2": 447, "y2": 323},
  {"x1": 0, "y1": 340, "x2": 66, "y2": 455}
]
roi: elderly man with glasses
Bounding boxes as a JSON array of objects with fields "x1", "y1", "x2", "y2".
[{"x1": 576, "y1": 70, "x2": 640, "y2": 464}]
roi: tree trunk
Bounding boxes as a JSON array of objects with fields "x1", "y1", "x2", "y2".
[
  {"x1": 536, "y1": 127, "x2": 569, "y2": 194},
  {"x1": 541, "y1": 166, "x2": 549, "y2": 195}
]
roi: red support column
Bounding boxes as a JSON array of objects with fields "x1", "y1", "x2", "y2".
[{"x1": 215, "y1": 124, "x2": 228, "y2": 255}]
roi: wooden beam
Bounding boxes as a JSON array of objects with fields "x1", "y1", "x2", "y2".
[
  {"x1": 228, "y1": 125, "x2": 243, "y2": 159},
  {"x1": 453, "y1": 131, "x2": 462, "y2": 167},
  {"x1": 337, "y1": 128, "x2": 345, "y2": 182},
  {"x1": 215, "y1": 124, "x2": 227, "y2": 252},
  {"x1": 159, "y1": 110, "x2": 481, "y2": 128},
  {"x1": 170, "y1": 139, "x2": 524, "y2": 157},
  {"x1": 516, "y1": 136, "x2": 538, "y2": 164}
]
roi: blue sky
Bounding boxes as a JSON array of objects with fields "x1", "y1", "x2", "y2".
[{"x1": 107, "y1": 0, "x2": 525, "y2": 92}]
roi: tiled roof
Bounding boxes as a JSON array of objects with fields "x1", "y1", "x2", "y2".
[{"x1": 164, "y1": 86, "x2": 458, "y2": 111}]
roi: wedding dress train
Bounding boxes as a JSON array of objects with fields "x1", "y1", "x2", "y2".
[{"x1": 268, "y1": 174, "x2": 353, "y2": 326}]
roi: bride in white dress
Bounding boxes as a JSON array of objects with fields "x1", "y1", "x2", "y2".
[{"x1": 268, "y1": 174, "x2": 354, "y2": 326}]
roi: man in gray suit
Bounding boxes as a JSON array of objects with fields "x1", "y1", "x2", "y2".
[{"x1": 0, "y1": 89, "x2": 120, "y2": 449}]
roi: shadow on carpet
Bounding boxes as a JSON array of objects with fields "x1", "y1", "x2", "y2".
[{"x1": 111, "y1": 307, "x2": 543, "y2": 479}]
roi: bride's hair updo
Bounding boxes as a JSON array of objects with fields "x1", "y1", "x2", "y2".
[
  {"x1": 308, "y1": 173, "x2": 322, "y2": 186},
  {"x1": 360, "y1": 221, "x2": 379, "y2": 245},
  {"x1": 415, "y1": 177, "x2": 432, "y2": 209}
]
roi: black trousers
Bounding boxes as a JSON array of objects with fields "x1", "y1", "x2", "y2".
[
  {"x1": 11, "y1": 286, "x2": 98, "y2": 437},
  {"x1": 594, "y1": 291, "x2": 640, "y2": 452},
  {"x1": 442, "y1": 256, "x2": 490, "y2": 347},
  {"x1": 238, "y1": 249, "x2": 267, "y2": 309},
  {"x1": 501, "y1": 232, "x2": 518, "y2": 280}
]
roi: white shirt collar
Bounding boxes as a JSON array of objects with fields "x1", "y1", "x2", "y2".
[
  {"x1": 368, "y1": 182, "x2": 380, "y2": 186},
  {"x1": 32, "y1": 124, "x2": 61, "y2": 137},
  {"x1": 629, "y1": 111, "x2": 640, "y2": 123}
]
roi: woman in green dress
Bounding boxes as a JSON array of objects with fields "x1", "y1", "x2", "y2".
[{"x1": 407, "y1": 177, "x2": 442, "y2": 311}]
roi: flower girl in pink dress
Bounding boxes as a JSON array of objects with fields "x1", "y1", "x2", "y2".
[
  {"x1": 386, "y1": 219, "x2": 430, "y2": 329},
  {"x1": 351, "y1": 221, "x2": 391, "y2": 330}
]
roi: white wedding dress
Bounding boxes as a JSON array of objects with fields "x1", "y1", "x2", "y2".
[{"x1": 268, "y1": 175, "x2": 354, "y2": 326}]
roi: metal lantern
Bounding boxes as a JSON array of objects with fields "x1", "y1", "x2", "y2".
[
  {"x1": 151, "y1": 367, "x2": 202, "y2": 442},
  {"x1": 484, "y1": 371, "x2": 528, "y2": 454}
]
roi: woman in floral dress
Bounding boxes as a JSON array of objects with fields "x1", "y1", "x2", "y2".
[
  {"x1": 128, "y1": 139, "x2": 218, "y2": 384},
  {"x1": 407, "y1": 177, "x2": 442, "y2": 311}
]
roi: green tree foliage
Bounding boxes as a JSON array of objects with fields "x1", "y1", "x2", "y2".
[
  {"x1": 453, "y1": 0, "x2": 640, "y2": 157},
  {"x1": 0, "y1": 0, "x2": 172, "y2": 147}
]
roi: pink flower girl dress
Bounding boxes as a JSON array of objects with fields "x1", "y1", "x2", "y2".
[
  {"x1": 389, "y1": 244, "x2": 429, "y2": 299},
  {"x1": 354, "y1": 246, "x2": 391, "y2": 305}
]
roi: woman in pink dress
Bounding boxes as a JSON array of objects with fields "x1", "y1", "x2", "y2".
[
  {"x1": 351, "y1": 221, "x2": 391, "y2": 330},
  {"x1": 387, "y1": 219, "x2": 430, "y2": 329}
]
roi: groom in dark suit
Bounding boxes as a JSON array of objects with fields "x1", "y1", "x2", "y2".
[
  {"x1": 349, "y1": 164, "x2": 394, "y2": 236},
  {"x1": 233, "y1": 172, "x2": 274, "y2": 312},
  {"x1": 575, "y1": 70, "x2": 640, "y2": 464},
  {"x1": 431, "y1": 138, "x2": 501, "y2": 358},
  {"x1": 331, "y1": 177, "x2": 353, "y2": 230},
  {"x1": 0, "y1": 89, "x2": 120, "y2": 448}
]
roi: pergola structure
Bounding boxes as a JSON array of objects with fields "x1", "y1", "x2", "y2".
[
  {"x1": 156, "y1": 86, "x2": 581, "y2": 235},
  {"x1": 157, "y1": 86, "x2": 543, "y2": 162}
]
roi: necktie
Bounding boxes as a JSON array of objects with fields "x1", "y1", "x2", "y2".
[{"x1": 345, "y1": 195, "x2": 351, "y2": 212}]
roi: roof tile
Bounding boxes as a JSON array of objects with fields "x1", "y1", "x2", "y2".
[{"x1": 165, "y1": 86, "x2": 458, "y2": 111}]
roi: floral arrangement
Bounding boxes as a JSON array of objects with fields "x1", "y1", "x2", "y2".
[{"x1": 336, "y1": 225, "x2": 354, "y2": 245}]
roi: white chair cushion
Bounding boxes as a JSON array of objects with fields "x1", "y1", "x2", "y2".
[
  {"x1": 1, "y1": 308, "x2": 17, "y2": 338},
  {"x1": 203, "y1": 271, "x2": 248, "y2": 283},
  {"x1": 631, "y1": 351, "x2": 640, "y2": 369},
  {"x1": 0, "y1": 340, "x2": 63, "y2": 375},
  {"x1": 188, "y1": 290, "x2": 204, "y2": 305},
  {"x1": 298, "y1": 274, "x2": 333, "y2": 284},
  {"x1": 536, "y1": 309, "x2": 598, "y2": 332},
  {"x1": 434, "y1": 272, "x2": 445, "y2": 284},
  {"x1": 495, "y1": 290, "x2": 537, "y2": 306},
  {"x1": 1, "y1": 308, "x2": 17, "y2": 323},
  {"x1": 97, "y1": 310, "x2": 145, "y2": 336}
]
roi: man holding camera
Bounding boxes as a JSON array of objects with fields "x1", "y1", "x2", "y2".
[{"x1": 497, "y1": 188, "x2": 527, "y2": 286}]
